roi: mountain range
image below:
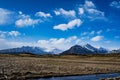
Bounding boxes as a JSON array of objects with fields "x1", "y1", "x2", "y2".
[
  {"x1": 61, "y1": 44, "x2": 109, "y2": 55},
  {"x1": 0, "y1": 46, "x2": 62, "y2": 54},
  {"x1": 0, "y1": 44, "x2": 120, "y2": 55}
]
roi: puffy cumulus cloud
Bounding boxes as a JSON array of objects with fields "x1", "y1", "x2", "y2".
[
  {"x1": 38, "y1": 36, "x2": 81, "y2": 50},
  {"x1": 0, "y1": 8, "x2": 53, "y2": 27},
  {"x1": 84, "y1": 0, "x2": 95, "y2": 8},
  {"x1": 78, "y1": 1, "x2": 105, "y2": 20},
  {"x1": 54, "y1": 8, "x2": 76, "y2": 17},
  {"x1": 0, "y1": 8, "x2": 15, "y2": 25},
  {"x1": 110, "y1": 1, "x2": 120, "y2": 9},
  {"x1": 15, "y1": 12, "x2": 40, "y2": 27},
  {"x1": 0, "y1": 30, "x2": 21, "y2": 38},
  {"x1": 15, "y1": 18, "x2": 40, "y2": 27},
  {"x1": 78, "y1": 8, "x2": 84, "y2": 15},
  {"x1": 86, "y1": 9, "x2": 104, "y2": 18},
  {"x1": 35, "y1": 11, "x2": 52, "y2": 18},
  {"x1": 90, "y1": 36, "x2": 103, "y2": 42},
  {"x1": 53, "y1": 19, "x2": 82, "y2": 31},
  {"x1": 8, "y1": 31, "x2": 21, "y2": 37}
]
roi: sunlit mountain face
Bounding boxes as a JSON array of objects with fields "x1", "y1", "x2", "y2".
[{"x1": 0, "y1": 0, "x2": 120, "y2": 51}]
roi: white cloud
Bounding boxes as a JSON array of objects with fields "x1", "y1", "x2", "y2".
[
  {"x1": 53, "y1": 19, "x2": 82, "y2": 31},
  {"x1": 86, "y1": 9, "x2": 104, "y2": 18},
  {"x1": 0, "y1": 8, "x2": 14, "y2": 25},
  {"x1": 38, "y1": 36, "x2": 81, "y2": 50},
  {"x1": 0, "y1": 9, "x2": 52, "y2": 27},
  {"x1": 0, "y1": 36, "x2": 81, "y2": 50},
  {"x1": 0, "y1": 30, "x2": 21, "y2": 38},
  {"x1": 84, "y1": 0, "x2": 95, "y2": 8},
  {"x1": 90, "y1": 36, "x2": 103, "y2": 42},
  {"x1": 15, "y1": 13, "x2": 40, "y2": 27},
  {"x1": 8, "y1": 31, "x2": 21, "y2": 37},
  {"x1": 15, "y1": 18, "x2": 40, "y2": 27},
  {"x1": 110, "y1": 1, "x2": 120, "y2": 9},
  {"x1": 78, "y1": 8, "x2": 84, "y2": 15},
  {"x1": 35, "y1": 11, "x2": 52, "y2": 18},
  {"x1": 78, "y1": 1, "x2": 105, "y2": 20},
  {"x1": 54, "y1": 8, "x2": 76, "y2": 17},
  {"x1": 81, "y1": 31, "x2": 95, "y2": 37},
  {"x1": 81, "y1": 30, "x2": 103, "y2": 37}
]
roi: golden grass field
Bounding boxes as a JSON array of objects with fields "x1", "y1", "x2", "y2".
[{"x1": 0, "y1": 54, "x2": 120, "y2": 80}]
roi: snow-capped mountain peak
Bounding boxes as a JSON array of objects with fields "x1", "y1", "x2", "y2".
[
  {"x1": 83, "y1": 44, "x2": 97, "y2": 52},
  {"x1": 61, "y1": 44, "x2": 109, "y2": 55}
]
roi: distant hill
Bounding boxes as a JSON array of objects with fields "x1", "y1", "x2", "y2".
[{"x1": 61, "y1": 44, "x2": 108, "y2": 55}]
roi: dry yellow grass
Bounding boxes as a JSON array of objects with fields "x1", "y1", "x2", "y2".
[{"x1": 0, "y1": 54, "x2": 120, "y2": 79}]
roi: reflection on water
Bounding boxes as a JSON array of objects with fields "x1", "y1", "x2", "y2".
[{"x1": 36, "y1": 73, "x2": 120, "y2": 80}]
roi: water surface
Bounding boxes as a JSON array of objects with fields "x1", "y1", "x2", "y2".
[{"x1": 37, "y1": 73, "x2": 120, "y2": 80}]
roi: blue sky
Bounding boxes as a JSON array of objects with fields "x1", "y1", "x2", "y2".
[{"x1": 0, "y1": 0, "x2": 120, "y2": 51}]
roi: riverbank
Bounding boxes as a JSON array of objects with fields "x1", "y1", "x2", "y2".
[
  {"x1": 0, "y1": 54, "x2": 120, "y2": 80},
  {"x1": 1, "y1": 71, "x2": 120, "y2": 80},
  {"x1": 101, "y1": 76, "x2": 120, "y2": 80}
]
